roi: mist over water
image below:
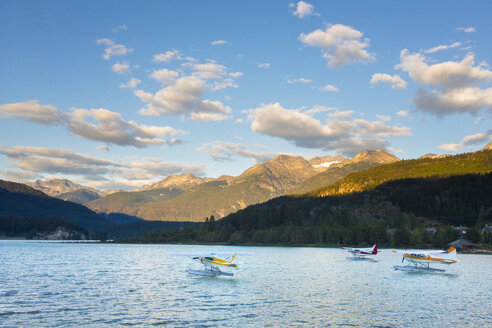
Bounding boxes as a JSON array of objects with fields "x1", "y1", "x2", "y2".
[{"x1": 1, "y1": 241, "x2": 491, "y2": 327}]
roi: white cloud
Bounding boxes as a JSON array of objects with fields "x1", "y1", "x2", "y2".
[
  {"x1": 96, "y1": 38, "x2": 133, "y2": 60},
  {"x1": 328, "y1": 109, "x2": 353, "y2": 119},
  {"x1": 112, "y1": 61, "x2": 130, "y2": 74},
  {"x1": 153, "y1": 50, "x2": 182, "y2": 63},
  {"x1": 290, "y1": 1, "x2": 318, "y2": 19},
  {"x1": 0, "y1": 100, "x2": 66, "y2": 125},
  {"x1": 474, "y1": 117, "x2": 484, "y2": 124},
  {"x1": 96, "y1": 145, "x2": 110, "y2": 151},
  {"x1": 190, "y1": 111, "x2": 231, "y2": 122},
  {"x1": 112, "y1": 24, "x2": 127, "y2": 33},
  {"x1": 376, "y1": 114, "x2": 391, "y2": 122},
  {"x1": 455, "y1": 27, "x2": 476, "y2": 33},
  {"x1": 135, "y1": 76, "x2": 232, "y2": 121},
  {"x1": 67, "y1": 108, "x2": 185, "y2": 147},
  {"x1": 119, "y1": 78, "x2": 141, "y2": 89},
  {"x1": 211, "y1": 40, "x2": 227, "y2": 45},
  {"x1": 198, "y1": 141, "x2": 279, "y2": 163},
  {"x1": 190, "y1": 62, "x2": 229, "y2": 80},
  {"x1": 0, "y1": 145, "x2": 205, "y2": 190},
  {"x1": 370, "y1": 73, "x2": 407, "y2": 89},
  {"x1": 0, "y1": 100, "x2": 185, "y2": 148},
  {"x1": 299, "y1": 24, "x2": 373, "y2": 69},
  {"x1": 302, "y1": 105, "x2": 337, "y2": 115},
  {"x1": 249, "y1": 103, "x2": 411, "y2": 156},
  {"x1": 229, "y1": 72, "x2": 243, "y2": 78},
  {"x1": 1, "y1": 169, "x2": 38, "y2": 182},
  {"x1": 287, "y1": 77, "x2": 312, "y2": 84},
  {"x1": 258, "y1": 63, "x2": 270, "y2": 69},
  {"x1": 179, "y1": 61, "x2": 240, "y2": 90},
  {"x1": 0, "y1": 146, "x2": 116, "y2": 176},
  {"x1": 150, "y1": 68, "x2": 179, "y2": 84},
  {"x1": 319, "y1": 84, "x2": 339, "y2": 92},
  {"x1": 397, "y1": 50, "x2": 492, "y2": 115},
  {"x1": 439, "y1": 130, "x2": 492, "y2": 151},
  {"x1": 424, "y1": 41, "x2": 462, "y2": 54},
  {"x1": 397, "y1": 50, "x2": 492, "y2": 89},
  {"x1": 414, "y1": 87, "x2": 492, "y2": 116},
  {"x1": 135, "y1": 57, "x2": 240, "y2": 121},
  {"x1": 396, "y1": 110, "x2": 409, "y2": 117}
]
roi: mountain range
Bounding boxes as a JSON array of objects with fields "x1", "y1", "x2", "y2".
[
  {"x1": 86, "y1": 150, "x2": 398, "y2": 221},
  {"x1": 2, "y1": 145, "x2": 491, "y2": 242}
]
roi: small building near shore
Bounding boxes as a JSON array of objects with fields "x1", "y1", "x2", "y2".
[{"x1": 449, "y1": 237, "x2": 478, "y2": 252}]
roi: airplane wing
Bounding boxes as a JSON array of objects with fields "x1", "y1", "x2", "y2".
[
  {"x1": 426, "y1": 247, "x2": 456, "y2": 255},
  {"x1": 392, "y1": 247, "x2": 455, "y2": 255},
  {"x1": 169, "y1": 252, "x2": 252, "y2": 257}
]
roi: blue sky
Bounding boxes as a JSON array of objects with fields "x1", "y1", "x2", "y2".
[{"x1": 1, "y1": 1, "x2": 491, "y2": 190}]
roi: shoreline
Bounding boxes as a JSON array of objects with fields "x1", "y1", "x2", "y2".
[{"x1": 2, "y1": 238, "x2": 492, "y2": 254}]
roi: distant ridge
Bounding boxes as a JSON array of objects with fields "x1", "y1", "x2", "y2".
[
  {"x1": 0, "y1": 180, "x2": 112, "y2": 231},
  {"x1": 349, "y1": 149, "x2": 399, "y2": 164},
  {"x1": 419, "y1": 153, "x2": 449, "y2": 159},
  {"x1": 140, "y1": 174, "x2": 212, "y2": 191},
  {"x1": 28, "y1": 179, "x2": 104, "y2": 197},
  {"x1": 57, "y1": 189, "x2": 102, "y2": 204},
  {"x1": 309, "y1": 155, "x2": 347, "y2": 168}
]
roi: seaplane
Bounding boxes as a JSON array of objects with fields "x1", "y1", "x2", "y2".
[
  {"x1": 392, "y1": 247, "x2": 457, "y2": 273},
  {"x1": 341, "y1": 244, "x2": 378, "y2": 260},
  {"x1": 170, "y1": 252, "x2": 244, "y2": 277}
]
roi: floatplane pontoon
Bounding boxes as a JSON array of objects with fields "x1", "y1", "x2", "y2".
[
  {"x1": 342, "y1": 244, "x2": 378, "y2": 260},
  {"x1": 392, "y1": 247, "x2": 457, "y2": 273}
]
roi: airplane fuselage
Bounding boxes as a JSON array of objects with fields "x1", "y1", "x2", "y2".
[{"x1": 403, "y1": 253, "x2": 456, "y2": 265}]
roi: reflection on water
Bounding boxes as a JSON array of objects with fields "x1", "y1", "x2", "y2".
[{"x1": 0, "y1": 241, "x2": 491, "y2": 327}]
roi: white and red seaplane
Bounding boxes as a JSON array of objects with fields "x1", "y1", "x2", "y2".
[
  {"x1": 392, "y1": 247, "x2": 457, "y2": 272},
  {"x1": 341, "y1": 244, "x2": 378, "y2": 260}
]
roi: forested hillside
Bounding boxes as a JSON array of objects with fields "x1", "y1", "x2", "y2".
[
  {"x1": 127, "y1": 151, "x2": 492, "y2": 248},
  {"x1": 131, "y1": 173, "x2": 492, "y2": 247},
  {"x1": 0, "y1": 180, "x2": 112, "y2": 232},
  {"x1": 312, "y1": 150, "x2": 492, "y2": 197}
]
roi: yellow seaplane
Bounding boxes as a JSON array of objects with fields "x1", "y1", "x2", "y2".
[
  {"x1": 392, "y1": 247, "x2": 457, "y2": 273},
  {"x1": 170, "y1": 252, "x2": 246, "y2": 277}
]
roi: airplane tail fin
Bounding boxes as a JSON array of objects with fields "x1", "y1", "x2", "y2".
[
  {"x1": 372, "y1": 244, "x2": 378, "y2": 254},
  {"x1": 447, "y1": 247, "x2": 457, "y2": 260}
]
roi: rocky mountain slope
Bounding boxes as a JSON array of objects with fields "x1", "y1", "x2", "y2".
[
  {"x1": 57, "y1": 189, "x2": 103, "y2": 204},
  {"x1": 140, "y1": 174, "x2": 212, "y2": 191},
  {"x1": 289, "y1": 150, "x2": 399, "y2": 194},
  {"x1": 27, "y1": 178, "x2": 105, "y2": 204},
  {"x1": 88, "y1": 151, "x2": 394, "y2": 221}
]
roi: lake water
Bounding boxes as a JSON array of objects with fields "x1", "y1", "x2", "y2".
[{"x1": 1, "y1": 241, "x2": 491, "y2": 327}]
